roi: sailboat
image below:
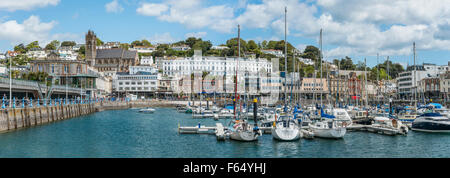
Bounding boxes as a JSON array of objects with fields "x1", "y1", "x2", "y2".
[
  {"x1": 229, "y1": 25, "x2": 262, "y2": 142},
  {"x1": 307, "y1": 29, "x2": 346, "y2": 139},
  {"x1": 270, "y1": 7, "x2": 302, "y2": 141}
]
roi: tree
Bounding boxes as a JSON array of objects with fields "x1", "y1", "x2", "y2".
[
  {"x1": 192, "y1": 40, "x2": 212, "y2": 53},
  {"x1": 61, "y1": 41, "x2": 76, "y2": 47},
  {"x1": 26, "y1": 41, "x2": 40, "y2": 50},
  {"x1": 185, "y1": 37, "x2": 202, "y2": 48},
  {"x1": 373, "y1": 60, "x2": 405, "y2": 79},
  {"x1": 157, "y1": 44, "x2": 170, "y2": 51},
  {"x1": 14, "y1": 44, "x2": 27, "y2": 54},
  {"x1": 96, "y1": 38, "x2": 104, "y2": 46},
  {"x1": 261, "y1": 40, "x2": 268, "y2": 49},
  {"x1": 78, "y1": 45, "x2": 86, "y2": 59},
  {"x1": 119, "y1": 43, "x2": 129, "y2": 50},
  {"x1": 45, "y1": 40, "x2": 60, "y2": 50},
  {"x1": 247, "y1": 40, "x2": 258, "y2": 51},
  {"x1": 302, "y1": 45, "x2": 320, "y2": 62},
  {"x1": 141, "y1": 40, "x2": 152, "y2": 47}
]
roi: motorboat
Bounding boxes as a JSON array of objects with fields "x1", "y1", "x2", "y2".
[
  {"x1": 368, "y1": 114, "x2": 409, "y2": 135},
  {"x1": 398, "y1": 113, "x2": 418, "y2": 123},
  {"x1": 139, "y1": 108, "x2": 155, "y2": 113},
  {"x1": 271, "y1": 115, "x2": 302, "y2": 141},
  {"x1": 412, "y1": 113, "x2": 450, "y2": 132},
  {"x1": 435, "y1": 108, "x2": 450, "y2": 118}
]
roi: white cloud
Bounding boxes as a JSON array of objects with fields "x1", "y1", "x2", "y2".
[
  {"x1": 147, "y1": 32, "x2": 176, "y2": 44},
  {"x1": 0, "y1": 0, "x2": 60, "y2": 11},
  {"x1": 135, "y1": 0, "x2": 450, "y2": 57},
  {"x1": 0, "y1": 16, "x2": 56, "y2": 45},
  {"x1": 0, "y1": 15, "x2": 81, "y2": 48},
  {"x1": 105, "y1": 0, "x2": 124, "y2": 13},
  {"x1": 137, "y1": 0, "x2": 236, "y2": 33},
  {"x1": 185, "y1": 32, "x2": 207, "y2": 39}
]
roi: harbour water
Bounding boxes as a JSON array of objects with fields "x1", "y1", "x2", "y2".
[{"x1": 0, "y1": 108, "x2": 449, "y2": 158}]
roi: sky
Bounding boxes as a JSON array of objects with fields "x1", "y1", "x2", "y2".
[{"x1": 1, "y1": 0, "x2": 450, "y2": 67}]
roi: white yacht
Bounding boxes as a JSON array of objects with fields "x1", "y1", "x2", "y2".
[
  {"x1": 412, "y1": 113, "x2": 450, "y2": 133},
  {"x1": 271, "y1": 115, "x2": 302, "y2": 141},
  {"x1": 138, "y1": 108, "x2": 155, "y2": 113},
  {"x1": 309, "y1": 119, "x2": 346, "y2": 139}
]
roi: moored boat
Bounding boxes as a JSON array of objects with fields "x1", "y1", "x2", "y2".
[{"x1": 412, "y1": 113, "x2": 450, "y2": 133}]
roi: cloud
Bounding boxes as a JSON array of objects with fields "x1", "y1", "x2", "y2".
[
  {"x1": 105, "y1": 0, "x2": 124, "y2": 13},
  {"x1": 134, "y1": 0, "x2": 450, "y2": 57},
  {"x1": 0, "y1": 0, "x2": 60, "y2": 11},
  {"x1": 147, "y1": 32, "x2": 176, "y2": 44},
  {"x1": 137, "y1": 0, "x2": 236, "y2": 33},
  {"x1": 136, "y1": 3, "x2": 169, "y2": 16},
  {"x1": 185, "y1": 32, "x2": 207, "y2": 39},
  {"x1": 0, "y1": 15, "x2": 56, "y2": 45},
  {"x1": 0, "y1": 15, "x2": 81, "y2": 48}
]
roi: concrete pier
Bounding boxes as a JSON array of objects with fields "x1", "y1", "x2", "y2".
[{"x1": 0, "y1": 103, "x2": 95, "y2": 132}]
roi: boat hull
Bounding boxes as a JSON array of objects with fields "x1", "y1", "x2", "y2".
[
  {"x1": 311, "y1": 127, "x2": 346, "y2": 139},
  {"x1": 229, "y1": 131, "x2": 261, "y2": 142},
  {"x1": 272, "y1": 127, "x2": 301, "y2": 141},
  {"x1": 412, "y1": 122, "x2": 450, "y2": 133}
]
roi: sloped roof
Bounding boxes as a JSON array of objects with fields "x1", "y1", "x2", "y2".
[{"x1": 96, "y1": 49, "x2": 137, "y2": 59}]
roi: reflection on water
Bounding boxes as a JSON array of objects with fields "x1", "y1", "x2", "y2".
[{"x1": 0, "y1": 108, "x2": 450, "y2": 158}]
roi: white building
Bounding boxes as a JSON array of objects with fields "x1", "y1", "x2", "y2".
[
  {"x1": 211, "y1": 46, "x2": 229, "y2": 50},
  {"x1": 397, "y1": 63, "x2": 448, "y2": 99},
  {"x1": 113, "y1": 71, "x2": 159, "y2": 97},
  {"x1": 261, "y1": 49, "x2": 284, "y2": 58},
  {"x1": 140, "y1": 56, "x2": 153, "y2": 66},
  {"x1": 26, "y1": 49, "x2": 47, "y2": 59},
  {"x1": 57, "y1": 46, "x2": 78, "y2": 60},
  {"x1": 157, "y1": 56, "x2": 273, "y2": 77},
  {"x1": 298, "y1": 57, "x2": 314, "y2": 65},
  {"x1": 129, "y1": 66, "x2": 158, "y2": 75},
  {"x1": 0, "y1": 65, "x2": 7, "y2": 75},
  {"x1": 171, "y1": 45, "x2": 191, "y2": 51},
  {"x1": 156, "y1": 55, "x2": 278, "y2": 95}
]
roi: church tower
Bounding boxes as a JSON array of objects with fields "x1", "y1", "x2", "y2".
[{"x1": 85, "y1": 30, "x2": 97, "y2": 66}]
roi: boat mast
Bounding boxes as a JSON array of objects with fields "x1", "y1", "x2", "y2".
[
  {"x1": 413, "y1": 42, "x2": 417, "y2": 107},
  {"x1": 320, "y1": 29, "x2": 323, "y2": 108},
  {"x1": 364, "y1": 58, "x2": 368, "y2": 108},
  {"x1": 284, "y1": 6, "x2": 288, "y2": 111},
  {"x1": 233, "y1": 25, "x2": 240, "y2": 120},
  {"x1": 377, "y1": 53, "x2": 379, "y2": 107},
  {"x1": 386, "y1": 56, "x2": 390, "y2": 107}
]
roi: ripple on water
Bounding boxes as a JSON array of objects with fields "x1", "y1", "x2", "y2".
[{"x1": 1, "y1": 108, "x2": 450, "y2": 158}]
